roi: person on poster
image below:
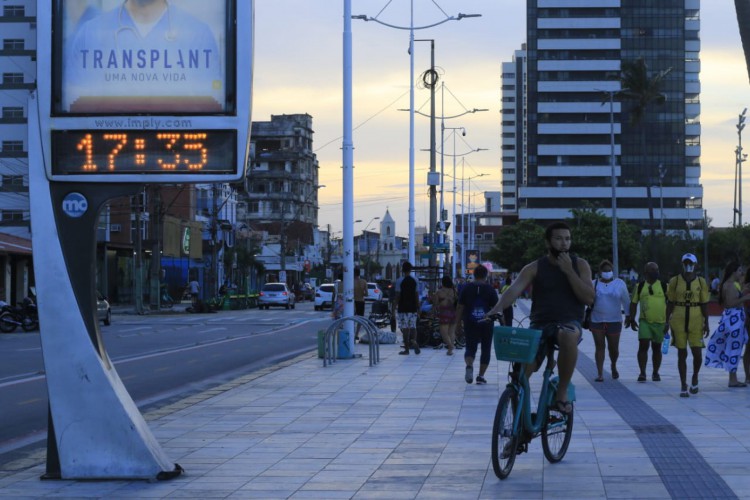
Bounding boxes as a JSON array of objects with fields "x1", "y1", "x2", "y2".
[{"x1": 64, "y1": 0, "x2": 224, "y2": 112}]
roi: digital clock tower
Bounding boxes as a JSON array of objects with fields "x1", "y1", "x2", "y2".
[{"x1": 29, "y1": 0, "x2": 253, "y2": 480}]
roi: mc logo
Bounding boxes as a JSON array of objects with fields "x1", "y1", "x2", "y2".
[{"x1": 62, "y1": 192, "x2": 88, "y2": 218}]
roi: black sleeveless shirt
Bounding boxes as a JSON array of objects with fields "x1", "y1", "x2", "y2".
[{"x1": 530, "y1": 255, "x2": 585, "y2": 325}]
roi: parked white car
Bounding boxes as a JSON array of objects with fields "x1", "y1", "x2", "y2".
[
  {"x1": 314, "y1": 284, "x2": 336, "y2": 311},
  {"x1": 365, "y1": 283, "x2": 382, "y2": 302}
]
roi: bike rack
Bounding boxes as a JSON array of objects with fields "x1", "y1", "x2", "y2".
[{"x1": 323, "y1": 316, "x2": 381, "y2": 367}]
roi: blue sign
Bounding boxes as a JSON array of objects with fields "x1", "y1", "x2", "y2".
[{"x1": 61, "y1": 192, "x2": 88, "y2": 218}]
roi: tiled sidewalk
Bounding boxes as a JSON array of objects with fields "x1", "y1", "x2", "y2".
[{"x1": 1, "y1": 302, "x2": 750, "y2": 499}]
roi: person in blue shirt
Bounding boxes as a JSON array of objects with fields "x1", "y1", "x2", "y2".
[{"x1": 64, "y1": 0, "x2": 223, "y2": 113}]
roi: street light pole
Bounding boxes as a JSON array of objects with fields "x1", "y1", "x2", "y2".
[
  {"x1": 361, "y1": 216, "x2": 380, "y2": 280},
  {"x1": 606, "y1": 90, "x2": 619, "y2": 277},
  {"x1": 463, "y1": 172, "x2": 487, "y2": 278},
  {"x1": 353, "y1": 7, "x2": 480, "y2": 264},
  {"x1": 658, "y1": 163, "x2": 667, "y2": 234},
  {"x1": 415, "y1": 38, "x2": 437, "y2": 267},
  {"x1": 343, "y1": 1, "x2": 356, "y2": 355}
]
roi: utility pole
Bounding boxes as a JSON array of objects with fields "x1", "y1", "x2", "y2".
[
  {"x1": 211, "y1": 184, "x2": 219, "y2": 298},
  {"x1": 416, "y1": 39, "x2": 437, "y2": 267},
  {"x1": 149, "y1": 187, "x2": 162, "y2": 310},
  {"x1": 133, "y1": 190, "x2": 144, "y2": 314}
]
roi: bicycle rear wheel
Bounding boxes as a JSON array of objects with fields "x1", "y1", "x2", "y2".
[
  {"x1": 541, "y1": 401, "x2": 574, "y2": 463},
  {"x1": 492, "y1": 387, "x2": 520, "y2": 479}
]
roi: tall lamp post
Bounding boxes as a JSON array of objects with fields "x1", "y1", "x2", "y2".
[
  {"x1": 361, "y1": 216, "x2": 380, "y2": 280},
  {"x1": 736, "y1": 108, "x2": 747, "y2": 227},
  {"x1": 410, "y1": 87, "x2": 486, "y2": 276},
  {"x1": 441, "y1": 127, "x2": 485, "y2": 279},
  {"x1": 599, "y1": 88, "x2": 621, "y2": 277},
  {"x1": 658, "y1": 163, "x2": 667, "y2": 234},
  {"x1": 460, "y1": 171, "x2": 487, "y2": 278},
  {"x1": 353, "y1": 6, "x2": 480, "y2": 263}
]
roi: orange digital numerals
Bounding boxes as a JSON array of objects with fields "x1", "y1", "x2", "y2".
[
  {"x1": 75, "y1": 134, "x2": 97, "y2": 171},
  {"x1": 76, "y1": 133, "x2": 209, "y2": 171}
]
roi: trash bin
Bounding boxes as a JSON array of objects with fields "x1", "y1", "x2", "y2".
[{"x1": 337, "y1": 330, "x2": 352, "y2": 359}]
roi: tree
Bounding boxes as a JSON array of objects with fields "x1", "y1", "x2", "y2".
[
  {"x1": 568, "y1": 206, "x2": 642, "y2": 273},
  {"x1": 484, "y1": 220, "x2": 545, "y2": 273},
  {"x1": 618, "y1": 57, "x2": 672, "y2": 258}
]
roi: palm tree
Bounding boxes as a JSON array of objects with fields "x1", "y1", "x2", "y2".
[
  {"x1": 617, "y1": 57, "x2": 672, "y2": 258},
  {"x1": 736, "y1": 0, "x2": 750, "y2": 83}
]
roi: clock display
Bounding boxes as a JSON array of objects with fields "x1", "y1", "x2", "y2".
[{"x1": 51, "y1": 130, "x2": 237, "y2": 175}]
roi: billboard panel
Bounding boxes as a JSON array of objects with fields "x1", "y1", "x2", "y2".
[{"x1": 56, "y1": 0, "x2": 232, "y2": 114}]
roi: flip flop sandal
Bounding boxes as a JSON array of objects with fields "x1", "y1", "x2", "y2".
[
  {"x1": 553, "y1": 400, "x2": 573, "y2": 415},
  {"x1": 680, "y1": 390, "x2": 689, "y2": 398},
  {"x1": 689, "y1": 384, "x2": 699, "y2": 394}
]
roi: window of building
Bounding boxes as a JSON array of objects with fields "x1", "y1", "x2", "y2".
[
  {"x1": 2, "y1": 140, "x2": 23, "y2": 152},
  {"x1": 2, "y1": 73, "x2": 23, "y2": 84},
  {"x1": 3, "y1": 5, "x2": 25, "y2": 17},
  {"x1": 2, "y1": 39, "x2": 24, "y2": 50},
  {"x1": 2, "y1": 175, "x2": 24, "y2": 186},
  {"x1": 2, "y1": 107, "x2": 23, "y2": 118},
  {"x1": 1, "y1": 210, "x2": 25, "y2": 221}
]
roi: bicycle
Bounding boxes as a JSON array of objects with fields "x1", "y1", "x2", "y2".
[{"x1": 489, "y1": 316, "x2": 575, "y2": 479}]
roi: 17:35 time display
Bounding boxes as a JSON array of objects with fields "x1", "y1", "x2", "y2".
[{"x1": 51, "y1": 130, "x2": 237, "y2": 175}]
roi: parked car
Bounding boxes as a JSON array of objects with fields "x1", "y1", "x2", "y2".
[
  {"x1": 97, "y1": 292, "x2": 111, "y2": 326},
  {"x1": 258, "y1": 283, "x2": 295, "y2": 310},
  {"x1": 314, "y1": 283, "x2": 336, "y2": 311},
  {"x1": 365, "y1": 282, "x2": 382, "y2": 302}
]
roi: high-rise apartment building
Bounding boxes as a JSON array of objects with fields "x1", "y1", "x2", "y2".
[
  {"x1": 509, "y1": 0, "x2": 702, "y2": 233},
  {"x1": 501, "y1": 47, "x2": 527, "y2": 213}
]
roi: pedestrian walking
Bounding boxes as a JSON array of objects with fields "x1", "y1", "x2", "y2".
[
  {"x1": 704, "y1": 261, "x2": 750, "y2": 387},
  {"x1": 628, "y1": 262, "x2": 668, "y2": 382},
  {"x1": 456, "y1": 264, "x2": 499, "y2": 384},
  {"x1": 589, "y1": 260, "x2": 631, "y2": 381},
  {"x1": 666, "y1": 253, "x2": 710, "y2": 398},
  {"x1": 433, "y1": 275, "x2": 458, "y2": 355},
  {"x1": 395, "y1": 262, "x2": 420, "y2": 355}
]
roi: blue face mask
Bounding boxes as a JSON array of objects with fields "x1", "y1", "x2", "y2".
[{"x1": 600, "y1": 271, "x2": 614, "y2": 280}]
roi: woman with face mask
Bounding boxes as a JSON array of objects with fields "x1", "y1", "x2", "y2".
[{"x1": 589, "y1": 260, "x2": 632, "y2": 382}]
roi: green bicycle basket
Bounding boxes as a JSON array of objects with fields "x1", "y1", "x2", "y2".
[{"x1": 493, "y1": 326, "x2": 542, "y2": 363}]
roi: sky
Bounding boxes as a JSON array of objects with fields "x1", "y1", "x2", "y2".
[{"x1": 253, "y1": 1, "x2": 749, "y2": 237}]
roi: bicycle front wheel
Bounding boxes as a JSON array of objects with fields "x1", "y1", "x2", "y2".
[
  {"x1": 492, "y1": 387, "x2": 520, "y2": 479},
  {"x1": 541, "y1": 401, "x2": 574, "y2": 463}
]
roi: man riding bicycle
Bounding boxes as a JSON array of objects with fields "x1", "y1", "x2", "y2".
[{"x1": 487, "y1": 221, "x2": 594, "y2": 415}]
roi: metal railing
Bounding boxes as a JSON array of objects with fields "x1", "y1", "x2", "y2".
[{"x1": 323, "y1": 316, "x2": 381, "y2": 367}]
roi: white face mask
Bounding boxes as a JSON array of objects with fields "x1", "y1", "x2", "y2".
[
  {"x1": 600, "y1": 271, "x2": 614, "y2": 280},
  {"x1": 683, "y1": 264, "x2": 695, "y2": 273}
]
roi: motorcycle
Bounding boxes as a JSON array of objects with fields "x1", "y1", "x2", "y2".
[{"x1": 0, "y1": 297, "x2": 39, "y2": 333}]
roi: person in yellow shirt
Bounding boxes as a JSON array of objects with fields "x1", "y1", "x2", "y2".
[
  {"x1": 628, "y1": 262, "x2": 667, "y2": 382},
  {"x1": 665, "y1": 253, "x2": 710, "y2": 398}
]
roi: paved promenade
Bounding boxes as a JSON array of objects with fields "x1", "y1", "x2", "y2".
[{"x1": 2, "y1": 300, "x2": 750, "y2": 499}]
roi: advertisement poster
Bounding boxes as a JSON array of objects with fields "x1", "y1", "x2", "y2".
[
  {"x1": 60, "y1": 0, "x2": 228, "y2": 113},
  {"x1": 465, "y1": 249, "x2": 480, "y2": 277}
]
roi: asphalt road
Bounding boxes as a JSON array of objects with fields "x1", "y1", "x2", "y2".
[{"x1": 0, "y1": 301, "x2": 333, "y2": 461}]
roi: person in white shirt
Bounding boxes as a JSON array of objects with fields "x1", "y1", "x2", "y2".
[{"x1": 589, "y1": 260, "x2": 631, "y2": 382}]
